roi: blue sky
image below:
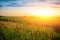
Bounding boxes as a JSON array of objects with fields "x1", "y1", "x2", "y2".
[
  {"x1": 0, "y1": 0, "x2": 60, "y2": 7},
  {"x1": 0, "y1": 0, "x2": 38, "y2": 7},
  {"x1": 0, "y1": 0, "x2": 60, "y2": 16}
]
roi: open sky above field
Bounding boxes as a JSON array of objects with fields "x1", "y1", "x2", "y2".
[{"x1": 0, "y1": 0, "x2": 60, "y2": 16}]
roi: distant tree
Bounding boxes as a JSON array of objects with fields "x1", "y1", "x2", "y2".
[{"x1": 0, "y1": 16, "x2": 2, "y2": 17}]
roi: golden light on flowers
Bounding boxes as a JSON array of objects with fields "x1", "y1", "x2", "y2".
[{"x1": 29, "y1": 7, "x2": 56, "y2": 17}]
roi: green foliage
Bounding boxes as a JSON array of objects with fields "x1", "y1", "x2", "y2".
[{"x1": 0, "y1": 16, "x2": 60, "y2": 40}]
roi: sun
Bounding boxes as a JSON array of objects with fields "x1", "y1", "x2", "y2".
[{"x1": 29, "y1": 7, "x2": 55, "y2": 17}]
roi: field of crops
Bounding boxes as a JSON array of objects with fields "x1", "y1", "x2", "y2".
[{"x1": 0, "y1": 16, "x2": 60, "y2": 40}]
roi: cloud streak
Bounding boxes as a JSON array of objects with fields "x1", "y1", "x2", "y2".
[
  {"x1": 0, "y1": 0, "x2": 60, "y2": 8},
  {"x1": 0, "y1": 0, "x2": 60, "y2": 16}
]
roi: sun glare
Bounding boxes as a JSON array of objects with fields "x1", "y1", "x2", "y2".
[{"x1": 29, "y1": 7, "x2": 55, "y2": 17}]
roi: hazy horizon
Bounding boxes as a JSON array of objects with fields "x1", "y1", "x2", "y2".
[{"x1": 0, "y1": 0, "x2": 60, "y2": 16}]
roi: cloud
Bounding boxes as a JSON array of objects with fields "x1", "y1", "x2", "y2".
[
  {"x1": 0, "y1": 0, "x2": 38, "y2": 7},
  {"x1": 0, "y1": 0, "x2": 16, "y2": 2},
  {"x1": 0, "y1": 0, "x2": 60, "y2": 8},
  {"x1": 0, "y1": 0, "x2": 60, "y2": 16},
  {"x1": 45, "y1": 0, "x2": 60, "y2": 5}
]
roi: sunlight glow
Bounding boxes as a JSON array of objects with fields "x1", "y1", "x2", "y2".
[{"x1": 29, "y1": 7, "x2": 55, "y2": 17}]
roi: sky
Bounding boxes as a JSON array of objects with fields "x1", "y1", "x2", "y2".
[{"x1": 0, "y1": 0, "x2": 60, "y2": 16}]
